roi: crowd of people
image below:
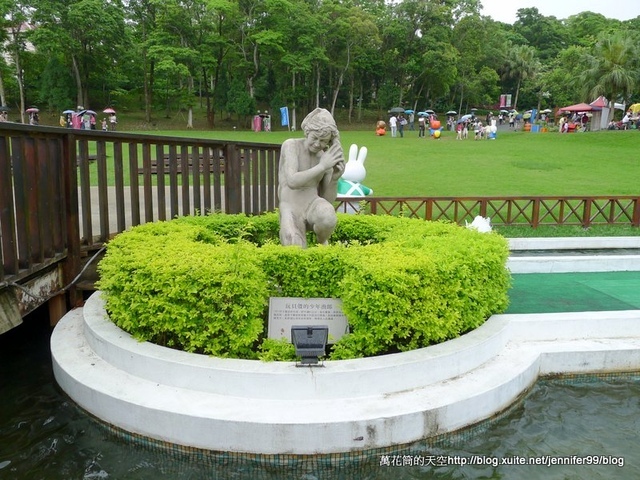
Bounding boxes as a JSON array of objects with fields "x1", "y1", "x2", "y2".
[
  {"x1": 380, "y1": 112, "x2": 440, "y2": 138},
  {"x1": 609, "y1": 111, "x2": 640, "y2": 130},
  {"x1": 59, "y1": 107, "x2": 117, "y2": 131}
]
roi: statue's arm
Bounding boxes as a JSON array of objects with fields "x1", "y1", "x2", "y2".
[
  {"x1": 317, "y1": 141, "x2": 344, "y2": 201},
  {"x1": 280, "y1": 140, "x2": 332, "y2": 190}
]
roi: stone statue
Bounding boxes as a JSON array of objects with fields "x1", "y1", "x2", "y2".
[{"x1": 278, "y1": 108, "x2": 345, "y2": 247}]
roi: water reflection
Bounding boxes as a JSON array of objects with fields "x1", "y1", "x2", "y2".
[{"x1": 1, "y1": 310, "x2": 639, "y2": 479}]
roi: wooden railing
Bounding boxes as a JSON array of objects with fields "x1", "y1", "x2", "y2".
[
  {"x1": 337, "y1": 196, "x2": 640, "y2": 227},
  {"x1": 1, "y1": 122, "x2": 639, "y2": 320},
  {"x1": 0, "y1": 123, "x2": 279, "y2": 314}
]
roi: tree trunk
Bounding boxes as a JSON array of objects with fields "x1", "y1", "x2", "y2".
[
  {"x1": 144, "y1": 57, "x2": 154, "y2": 124},
  {"x1": 71, "y1": 56, "x2": 84, "y2": 108},
  {"x1": 330, "y1": 46, "x2": 351, "y2": 116},
  {"x1": 513, "y1": 79, "x2": 521, "y2": 111},
  {"x1": 315, "y1": 65, "x2": 320, "y2": 108},
  {"x1": 247, "y1": 42, "x2": 259, "y2": 98},
  {"x1": 292, "y1": 72, "x2": 297, "y2": 130},
  {"x1": 348, "y1": 76, "x2": 354, "y2": 123},
  {"x1": 14, "y1": 52, "x2": 25, "y2": 123},
  {"x1": 0, "y1": 72, "x2": 6, "y2": 107},
  {"x1": 457, "y1": 83, "x2": 464, "y2": 117},
  {"x1": 358, "y1": 81, "x2": 364, "y2": 122}
]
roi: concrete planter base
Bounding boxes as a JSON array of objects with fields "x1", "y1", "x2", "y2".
[{"x1": 51, "y1": 292, "x2": 640, "y2": 455}]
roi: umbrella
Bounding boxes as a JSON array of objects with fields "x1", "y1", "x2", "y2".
[
  {"x1": 446, "y1": 110, "x2": 457, "y2": 115},
  {"x1": 424, "y1": 109, "x2": 435, "y2": 114},
  {"x1": 0, "y1": 105, "x2": 9, "y2": 112},
  {"x1": 389, "y1": 107, "x2": 405, "y2": 114},
  {"x1": 541, "y1": 109, "x2": 552, "y2": 114},
  {"x1": 500, "y1": 109, "x2": 509, "y2": 114},
  {"x1": 78, "y1": 109, "x2": 97, "y2": 116},
  {"x1": 103, "y1": 108, "x2": 116, "y2": 114},
  {"x1": 25, "y1": 107, "x2": 39, "y2": 113},
  {"x1": 523, "y1": 112, "x2": 532, "y2": 119},
  {"x1": 629, "y1": 103, "x2": 640, "y2": 114},
  {"x1": 404, "y1": 109, "x2": 414, "y2": 114},
  {"x1": 63, "y1": 109, "x2": 75, "y2": 114},
  {"x1": 457, "y1": 114, "x2": 472, "y2": 123},
  {"x1": 417, "y1": 111, "x2": 429, "y2": 117}
]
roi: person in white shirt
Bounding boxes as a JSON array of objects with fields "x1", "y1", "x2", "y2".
[
  {"x1": 621, "y1": 112, "x2": 630, "y2": 130},
  {"x1": 389, "y1": 115, "x2": 398, "y2": 137}
]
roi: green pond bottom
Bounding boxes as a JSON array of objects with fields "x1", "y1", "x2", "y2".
[{"x1": 507, "y1": 271, "x2": 640, "y2": 314}]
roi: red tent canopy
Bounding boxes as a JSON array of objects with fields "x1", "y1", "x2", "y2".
[
  {"x1": 558, "y1": 102, "x2": 597, "y2": 113},
  {"x1": 590, "y1": 96, "x2": 608, "y2": 108}
]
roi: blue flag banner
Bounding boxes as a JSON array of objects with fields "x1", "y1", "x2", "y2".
[{"x1": 280, "y1": 107, "x2": 289, "y2": 127}]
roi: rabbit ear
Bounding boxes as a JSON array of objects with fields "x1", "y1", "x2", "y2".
[
  {"x1": 348, "y1": 144, "x2": 358, "y2": 162},
  {"x1": 357, "y1": 146, "x2": 368, "y2": 164}
]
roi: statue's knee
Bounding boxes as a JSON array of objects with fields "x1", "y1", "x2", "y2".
[
  {"x1": 280, "y1": 228, "x2": 306, "y2": 247},
  {"x1": 315, "y1": 203, "x2": 337, "y2": 228}
]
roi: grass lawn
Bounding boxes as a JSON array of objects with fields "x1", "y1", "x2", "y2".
[
  {"x1": 143, "y1": 126, "x2": 640, "y2": 197},
  {"x1": 77, "y1": 121, "x2": 640, "y2": 236}
]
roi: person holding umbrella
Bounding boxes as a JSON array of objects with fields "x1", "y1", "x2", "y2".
[
  {"x1": 26, "y1": 107, "x2": 39, "y2": 125},
  {"x1": 104, "y1": 108, "x2": 117, "y2": 131},
  {"x1": 418, "y1": 113, "x2": 426, "y2": 138}
]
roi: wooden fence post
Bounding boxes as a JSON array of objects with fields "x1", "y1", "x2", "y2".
[
  {"x1": 62, "y1": 132, "x2": 82, "y2": 308},
  {"x1": 224, "y1": 143, "x2": 243, "y2": 213}
]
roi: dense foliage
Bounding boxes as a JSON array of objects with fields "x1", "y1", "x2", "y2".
[
  {"x1": 96, "y1": 213, "x2": 511, "y2": 361},
  {"x1": 0, "y1": 2, "x2": 639, "y2": 126}
]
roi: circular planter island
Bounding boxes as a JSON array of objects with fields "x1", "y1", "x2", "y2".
[{"x1": 51, "y1": 291, "x2": 640, "y2": 456}]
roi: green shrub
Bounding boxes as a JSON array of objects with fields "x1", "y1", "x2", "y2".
[
  {"x1": 97, "y1": 221, "x2": 267, "y2": 357},
  {"x1": 97, "y1": 213, "x2": 511, "y2": 360}
]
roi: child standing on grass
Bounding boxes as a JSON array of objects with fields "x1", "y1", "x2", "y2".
[{"x1": 474, "y1": 121, "x2": 482, "y2": 140}]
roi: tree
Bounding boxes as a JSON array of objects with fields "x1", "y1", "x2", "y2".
[
  {"x1": 320, "y1": 2, "x2": 377, "y2": 115},
  {"x1": 1, "y1": 1, "x2": 31, "y2": 122},
  {"x1": 501, "y1": 44, "x2": 538, "y2": 110},
  {"x1": 564, "y1": 12, "x2": 618, "y2": 47},
  {"x1": 543, "y1": 45, "x2": 590, "y2": 108},
  {"x1": 31, "y1": 0, "x2": 126, "y2": 109},
  {"x1": 513, "y1": 7, "x2": 567, "y2": 61},
  {"x1": 579, "y1": 32, "x2": 639, "y2": 122},
  {"x1": 451, "y1": 14, "x2": 505, "y2": 112}
]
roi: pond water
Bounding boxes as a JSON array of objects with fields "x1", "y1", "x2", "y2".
[{"x1": 1, "y1": 309, "x2": 638, "y2": 479}]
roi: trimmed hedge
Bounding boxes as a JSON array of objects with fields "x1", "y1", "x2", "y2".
[{"x1": 97, "y1": 213, "x2": 511, "y2": 360}]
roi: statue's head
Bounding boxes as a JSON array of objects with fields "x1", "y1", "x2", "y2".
[{"x1": 301, "y1": 108, "x2": 339, "y2": 142}]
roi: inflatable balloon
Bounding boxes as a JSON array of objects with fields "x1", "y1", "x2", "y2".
[{"x1": 434, "y1": 130, "x2": 441, "y2": 139}]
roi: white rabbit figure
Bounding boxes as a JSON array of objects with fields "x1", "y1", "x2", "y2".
[{"x1": 342, "y1": 144, "x2": 368, "y2": 183}]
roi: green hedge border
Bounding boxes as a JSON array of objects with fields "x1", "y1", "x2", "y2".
[{"x1": 97, "y1": 213, "x2": 511, "y2": 360}]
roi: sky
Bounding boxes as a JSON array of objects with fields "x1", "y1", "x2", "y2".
[{"x1": 480, "y1": 0, "x2": 640, "y2": 24}]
